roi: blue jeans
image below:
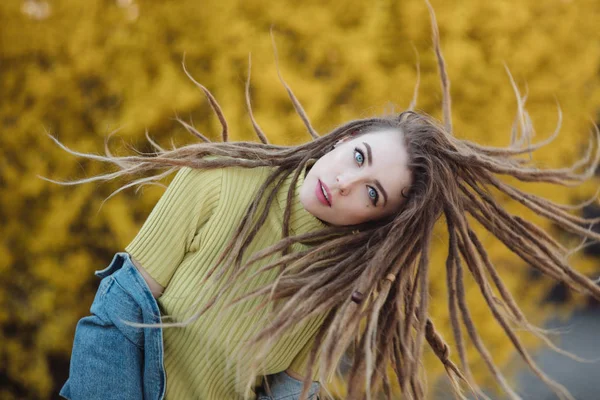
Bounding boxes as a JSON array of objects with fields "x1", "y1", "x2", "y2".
[
  {"x1": 256, "y1": 372, "x2": 321, "y2": 400},
  {"x1": 60, "y1": 252, "x2": 320, "y2": 399}
]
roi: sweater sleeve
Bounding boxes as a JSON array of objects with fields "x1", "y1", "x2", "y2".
[{"x1": 124, "y1": 166, "x2": 222, "y2": 288}]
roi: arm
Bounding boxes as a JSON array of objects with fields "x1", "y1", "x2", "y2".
[
  {"x1": 62, "y1": 166, "x2": 222, "y2": 399},
  {"x1": 124, "y1": 165, "x2": 223, "y2": 289}
]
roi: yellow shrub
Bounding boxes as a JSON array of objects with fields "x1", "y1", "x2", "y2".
[{"x1": 1, "y1": 0, "x2": 599, "y2": 398}]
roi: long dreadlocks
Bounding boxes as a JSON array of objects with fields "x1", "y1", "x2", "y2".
[{"x1": 41, "y1": 2, "x2": 600, "y2": 399}]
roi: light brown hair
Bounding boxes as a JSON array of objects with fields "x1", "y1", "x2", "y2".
[{"x1": 43, "y1": 2, "x2": 600, "y2": 399}]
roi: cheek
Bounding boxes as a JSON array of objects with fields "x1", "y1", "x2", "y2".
[
  {"x1": 349, "y1": 212, "x2": 377, "y2": 225},
  {"x1": 345, "y1": 201, "x2": 376, "y2": 220}
]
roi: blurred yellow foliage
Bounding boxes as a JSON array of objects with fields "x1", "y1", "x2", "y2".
[{"x1": 2, "y1": 0, "x2": 599, "y2": 398}]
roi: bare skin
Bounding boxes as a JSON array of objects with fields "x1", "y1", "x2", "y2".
[{"x1": 300, "y1": 128, "x2": 412, "y2": 226}]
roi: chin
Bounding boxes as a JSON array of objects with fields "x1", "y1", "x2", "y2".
[{"x1": 299, "y1": 191, "x2": 318, "y2": 215}]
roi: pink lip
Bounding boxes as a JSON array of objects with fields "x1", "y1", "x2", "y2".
[{"x1": 316, "y1": 179, "x2": 332, "y2": 207}]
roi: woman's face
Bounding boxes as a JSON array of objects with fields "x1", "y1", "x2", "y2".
[{"x1": 300, "y1": 128, "x2": 412, "y2": 226}]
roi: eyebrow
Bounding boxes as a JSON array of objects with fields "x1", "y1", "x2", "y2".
[{"x1": 362, "y1": 142, "x2": 388, "y2": 207}]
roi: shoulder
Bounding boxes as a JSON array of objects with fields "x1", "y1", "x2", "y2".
[
  {"x1": 176, "y1": 157, "x2": 276, "y2": 202},
  {"x1": 218, "y1": 162, "x2": 275, "y2": 190},
  {"x1": 174, "y1": 164, "x2": 224, "y2": 196}
]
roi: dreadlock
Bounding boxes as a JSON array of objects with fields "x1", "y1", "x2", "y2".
[{"x1": 41, "y1": 1, "x2": 600, "y2": 399}]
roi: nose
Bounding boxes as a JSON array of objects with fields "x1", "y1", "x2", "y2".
[{"x1": 336, "y1": 172, "x2": 361, "y2": 195}]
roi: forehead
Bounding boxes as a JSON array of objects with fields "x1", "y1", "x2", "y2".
[{"x1": 352, "y1": 128, "x2": 407, "y2": 163}]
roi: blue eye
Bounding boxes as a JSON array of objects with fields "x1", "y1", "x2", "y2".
[
  {"x1": 354, "y1": 147, "x2": 379, "y2": 206},
  {"x1": 354, "y1": 148, "x2": 364, "y2": 165},
  {"x1": 368, "y1": 187, "x2": 377, "y2": 200}
]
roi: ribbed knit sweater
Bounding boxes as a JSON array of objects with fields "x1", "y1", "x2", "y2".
[{"x1": 124, "y1": 158, "x2": 328, "y2": 399}]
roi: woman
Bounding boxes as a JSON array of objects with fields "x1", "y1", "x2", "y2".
[{"x1": 46, "y1": 4, "x2": 600, "y2": 400}]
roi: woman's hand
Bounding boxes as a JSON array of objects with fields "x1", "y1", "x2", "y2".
[{"x1": 129, "y1": 254, "x2": 165, "y2": 298}]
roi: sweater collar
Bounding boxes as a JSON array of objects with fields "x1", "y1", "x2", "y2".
[{"x1": 275, "y1": 159, "x2": 329, "y2": 238}]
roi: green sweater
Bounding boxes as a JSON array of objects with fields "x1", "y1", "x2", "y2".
[{"x1": 125, "y1": 159, "x2": 328, "y2": 399}]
